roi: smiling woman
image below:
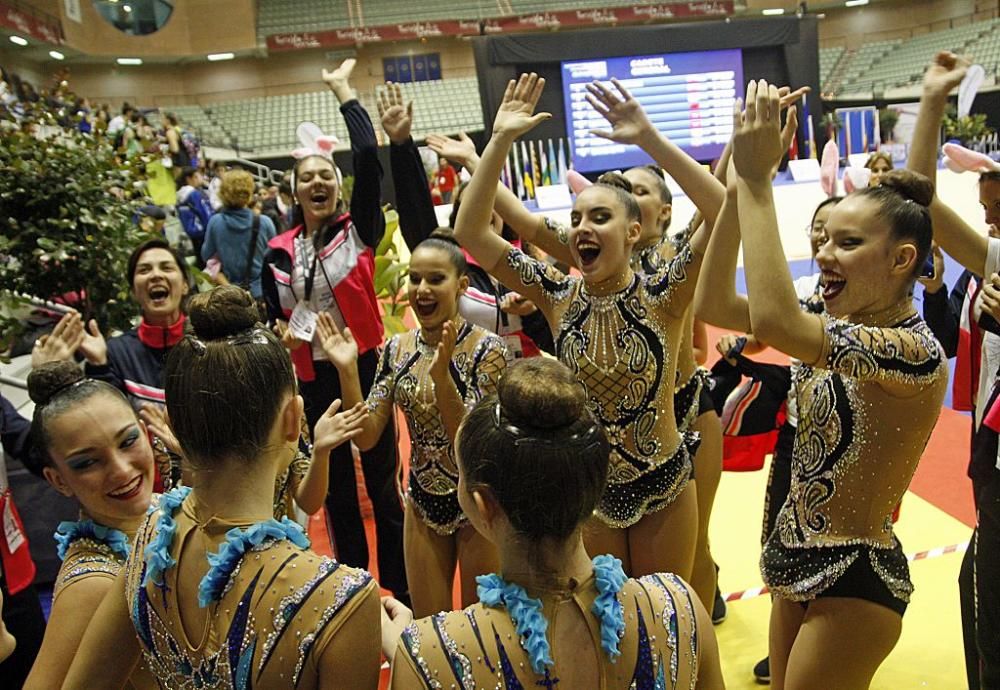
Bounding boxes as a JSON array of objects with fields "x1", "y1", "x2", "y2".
[
  {"x1": 20, "y1": 362, "x2": 157, "y2": 690},
  {"x1": 260, "y1": 60, "x2": 408, "y2": 603}
]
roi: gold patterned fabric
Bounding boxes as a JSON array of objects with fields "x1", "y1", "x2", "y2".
[
  {"x1": 366, "y1": 320, "x2": 507, "y2": 534},
  {"x1": 504, "y1": 246, "x2": 696, "y2": 527},
  {"x1": 53, "y1": 530, "x2": 158, "y2": 689},
  {"x1": 123, "y1": 498, "x2": 377, "y2": 690},
  {"x1": 272, "y1": 449, "x2": 311, "y2": 520},
  {"x1": 761, "y1": 312, "x2": 947, "y2": 603},
  {"x1": 391, "y1": 572, "x2": 700, "y2": 689}
]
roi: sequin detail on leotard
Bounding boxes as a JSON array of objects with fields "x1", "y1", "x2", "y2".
[
  {"x1": 761, "y1": 313, "x2": 947, "y2": 603},
  {"x1": 366, "y1": 321, "x2": 507, "y2": 534}
]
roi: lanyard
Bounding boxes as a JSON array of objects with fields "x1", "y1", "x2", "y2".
[
  {"x1": 296, "y1": 230, "x2": 338, "y2": 309},
  {"x1": 296, "y1": 236, "x2": 320, "y2": 305}
]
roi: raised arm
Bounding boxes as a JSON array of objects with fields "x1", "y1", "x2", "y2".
[
  {"x1": 908, "y1": 52, "x2": 968, "y2": 186},
  {"x1": 733, "y1": 80, "x2": 825, "y2": 364},
  {"x1": 907, "y1": 52, "x2": 989, "y2": 275},
  {"x1": 323, "y1": 59, "x2": 385, "y2": 249},
  {"x1": 426, "y1": 132, "x2": 576, "y2": 266},
  {"x1": 381, "y1": 83, "x2": 438, "y2": 251},
  {"x1": 587, "y1": 78, "x2": 726, "y2": 226},
  {"x1": 453, "y1": 74, "x2": 570, "y2": 323}
]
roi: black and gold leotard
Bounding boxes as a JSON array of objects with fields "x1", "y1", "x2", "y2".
[
  {"x1": 504, "y1": 246, "x2": 697, "y2": 528},
  {"x1": 761, "y1": 310, "x2": 947, "y2": 606},
  {"x1": 366, "y1": 320, "x2": 507, "y2": 534}
]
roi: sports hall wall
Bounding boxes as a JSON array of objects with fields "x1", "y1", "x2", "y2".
[{"x1": 471, "y1": 16, "x2": 820, "y2": 166}]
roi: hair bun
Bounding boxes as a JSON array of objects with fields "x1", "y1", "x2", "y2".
[
  {"x1": 187, "y1": 286, "x2": 260, "y2": 341},
  {"x1": 497, "y1": 358, "x2": 587, "y2": 430},
  {"x1": 878, "y1": 169, "x2": 933, "y2": 207},
  {"x1": 595, "y1": 171, "x2": 633, "y2": 194},
  {"x1": 428, "y1": 227, "x2": 462, "y2": 247},
  {"x1": 28, "y1": 361, "x2": 84, "y2": 406}
]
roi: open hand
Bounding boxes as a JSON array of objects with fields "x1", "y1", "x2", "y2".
[
  {"x1": 492, "y1": 73, "x2": 551, "y2": 138},
  {"x1": 316, "y1": 313, "x2": 358, "y2": 369},
  {"x1": 425, "y1": 132, "x2": 479, "y2": 170},
  {"x1": 922, "y1": 51, "x2": 970, "y2": 97},
  {"x1": 732, "y1": 79, "x2": 785, "y2": 183},
  {"x1": 139, "y1": 403, "x2": 182, "y2": 456},
  {"x1": 429, "y1": 320, "x2": 457, "y2": 383},
  {"x1": 322, "y1": 58, "x2": 357, "y2": 103},
  {"x1": 31, "y1": 312, "x2": 84, "y2": 367},
  {"x1": 78, "y1": 318, "x2": 108, "y2": 366},
  {"x1": 586, "y1": 78, "x2": 655, "y2": 146},
  {"x1": 313, "y1": 399, "x2": 368, "y2": 454},
  {"x1": 378, "y1": 82, "x2": 413, "y2": 145},
  {"x1": 981, "y1": 273, "x2": 1000, "y2": 321}
]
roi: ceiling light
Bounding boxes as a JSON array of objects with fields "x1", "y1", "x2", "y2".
[
  {"x1": 123, "y1": 4, "x2": 132, "y2": 11},
  {"x1": 762, "y1": 8, "x2": 785, "y2": 15},
  {"x1": 117, "y1": 57, "x2": 142, "y2": 65},
  {"x1": 207, "y1": 52, "x2": 235, "y2": 61},
  {"x1": 49, "y1": 50, "x2": 65, "y2": 60},
  {"x1": 9, "y1": 35, "x2": 27, "y2": 46},
  {"x1": 845, "y1": 0, "x2": 869, "y2": 5}
]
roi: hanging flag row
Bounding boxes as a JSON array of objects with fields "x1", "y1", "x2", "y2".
[{"x1": 500, "y1": 137, "x2": 572, "y2": 201}]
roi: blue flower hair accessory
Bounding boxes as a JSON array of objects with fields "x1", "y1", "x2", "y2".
[
  {"x1": 54, "y1": 519, "x2": 131, "y2": 562},
  {"x1": 197, "y1": 517, "x2": 310, "y2": 607},
  {"x1": 142, "y1": 486, "x2": 191, "y2": 588},
  {"x1": 591, "y1": 554, "x2": 627, "y2": 662},
  {"x1": 476, "y1": 555, "x2": 627, "y2": 676},
  {"x1": 477, "y1": 573, "x2": 554, "y2": 675}
]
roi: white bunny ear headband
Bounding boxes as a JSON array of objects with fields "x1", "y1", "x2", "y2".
[
  {"x1": 291, "y1": 121, "x2": 343, "y2": 186},
  {"x1": 943, "y1": 143, "x2": 1000, "y2": 175}
]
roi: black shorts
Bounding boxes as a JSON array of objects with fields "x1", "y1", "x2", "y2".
[{"x1": 806, "y1": 554, "x2": 908, "y2": 616}]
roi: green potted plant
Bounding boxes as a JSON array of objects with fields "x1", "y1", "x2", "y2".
[
  {"x1": 0, "y1": 128, "x2": 152, "y2": 353},
  {"x1": 878, "y1": 107, "x2": 900, "y2": 143},
  {"x1": 943, "y1": 111, "x2": 995, "y2": 146},
  {"x1": 374, "y1": 208, "x2": 409, "y2": 336}
]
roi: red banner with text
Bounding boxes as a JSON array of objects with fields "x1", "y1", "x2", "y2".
[
  {"x1": 0, "y1": 2, "x2": 62, "y2": 45},
  {"x1": 266, "y1": 2, "x2": 733, "y2": 52}
]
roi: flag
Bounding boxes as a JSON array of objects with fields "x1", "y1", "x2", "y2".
[
  {"x1": 521, "y1": 141, "x2": 534, "y2": 200},
  {"x1": 803, "y1": 93, "x2": 817, "y2": 160},
  {"x1": 557, "y1": 137, "x2": 568, "y2": 183},
  {"x1": 546, "y1": 139, "x2": 557, "y2": 186},
  {"x1": 502, "y1": 153, "x2": 511, "y2": 191},
  {"x1": 540, "y1": 140, "x2": 551, "y2": 186},
  {"x1": 512, "y1": 145, "x2": 524, "y2": 199},
  {"x1": 788, "y1": 124, "x2": 799, "y2": 160},
  {"x1": 530, "y1": 141, "x2": 541, "y2": 188}
]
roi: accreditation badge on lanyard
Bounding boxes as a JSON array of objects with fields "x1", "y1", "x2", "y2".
[
  {"x1": 503, "y1": 334, "x2": 524, "y2": 363},
  {"x1": 289, "y1": 238, "x2": 324, "y2": 342}
]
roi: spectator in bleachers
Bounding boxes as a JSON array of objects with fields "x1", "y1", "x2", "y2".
[
  {"x1": 206, "y1": 159, "x2": 226, "y2": 211},
  {"x1": 176, "y1": 166, "x2": 213, "y2": 261},
  {"x1": 161, "y1": 112, "x2": 190, "y2": 181},
  {"x1": 435, "y1": 156, "x2": 458, "y2": 203},
  {"x1": 865, "y1": 151, "x2": 894, "y2": 187},
  {"x1": 106, "y1": 102, "x2": 133, "y2": 136},
  {"x1": 202, "y1": 169, "x2": 276, "y2": 298}
]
